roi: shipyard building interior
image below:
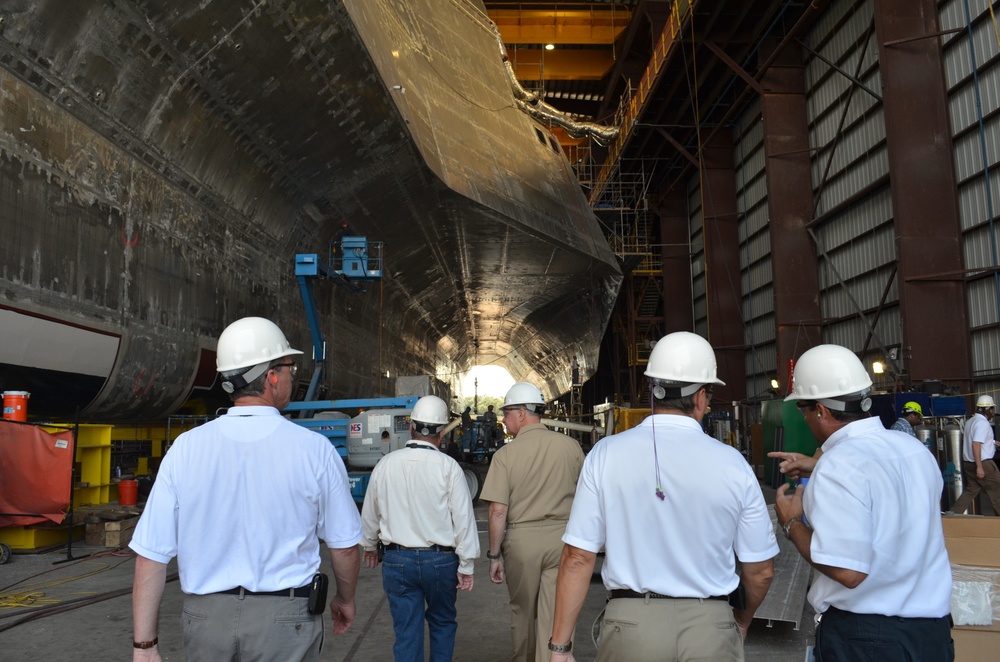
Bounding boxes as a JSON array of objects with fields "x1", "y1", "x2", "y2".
[{"x1": 2, "y1": 1, "x2": 1000, "y2": 660}]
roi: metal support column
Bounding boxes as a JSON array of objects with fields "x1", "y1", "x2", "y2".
[
  {"x1": 760, "y1": 39, "x2": 822, "y2": 391},
  {"x1": 654, "y1": 192, "x2": 695, "y2": 334},
  {"x1": 872, "y1": 0, "x2": 972, "y2": 392},
  {"x1": 701, "y1": 132, "x2": 746, "y2": 404}
]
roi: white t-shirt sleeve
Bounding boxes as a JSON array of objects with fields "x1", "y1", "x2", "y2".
[
  {"x1": 734, "y1": 470, "x2": 780, "y2": 563},
  {"x1": 562, "y1": 453, "x2": 605, "y2": 553},
  {"x1": 807, "y1": 465, "x2": 874, "y2": 574},
  {"x1": 318, "y1": 449, "x2": 363, "y2": 548}
]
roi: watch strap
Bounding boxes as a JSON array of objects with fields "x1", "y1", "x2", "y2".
[
  {"x1": 782, "y1": 516, "x2": 802, "y2": 540},
  {"x1": 133, "y1": 638, "x2": 158, "y2": 649},
  {"x1": 547, "y1": 638, "x2": 572, "y2": 653},
  {"x1": 486, "y1": 550, "x2": 502, "y2": 560}
]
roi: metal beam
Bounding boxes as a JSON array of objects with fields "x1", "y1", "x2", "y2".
[
  {"x1": 654, "y1": 192, "x2": 695, "y2": 334},
  {"x1": 489, "y1": 8, "x2": 631, "y2": 45},
  {"x1": 873, "y1": 0, "x2": 972, "y2": 392},
  {"x1": 704, "y1": 40, "x2": 764, "y2": 95},
  {"x1": 701, "y1": 132, "x2": 746, "y2": 404},
  {"x1": 506, "y1": 48, "x2": 615, "y2": 80},
  {"x1": 760, "y1": 39, "x2": 822, "y2": 390}
]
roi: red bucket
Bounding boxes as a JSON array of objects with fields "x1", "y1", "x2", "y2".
[
  {"x1": 118, "y1": 479, "x2": 139, "y2": 506},
  {"x1": 2, "y1": 391, "x2": 30, "y2": 422}
]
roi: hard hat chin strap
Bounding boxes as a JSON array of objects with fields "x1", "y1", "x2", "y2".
[
  {"x1": 220, "y1": 362, "x2": 271, "y2": 394},
  {"x1": 817, "y1": 394, "x2": 872, "y2": 413},
  {"x1": 651, "y1": 380, "x2": 703, "y2": 399}
]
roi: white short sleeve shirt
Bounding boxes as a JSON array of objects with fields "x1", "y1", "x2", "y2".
[
  {"x1": 804, "y1": 418, "x2": 952, "y2": 617},
  {"x1": 963, "y1": 413, "x2": 996, "y2": 461},
  {"x1": 563, "y1": 415, "x2": 778, "y2": 597},
  {"x1": 130, "y1": 406, "x2": 362, "y2": 594}
]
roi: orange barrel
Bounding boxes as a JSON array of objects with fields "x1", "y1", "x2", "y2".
[
  {"x1": 118, "y1": 479, "x2": 139, "y2": 506},
  {"x1": 2, "y1": 391, "x2": 30, "y2": 421}
]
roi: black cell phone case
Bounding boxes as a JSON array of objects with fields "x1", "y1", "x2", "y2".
[{"x1": 307, "y1": 573, "x2": 328, "y2": 615}]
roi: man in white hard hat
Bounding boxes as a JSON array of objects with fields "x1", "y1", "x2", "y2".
[
  {"x1": 360, "y1": 395, "x2": 479, "y2": 661},
  {"x1": 131, "y1": 317, "x2": 362, "y2": 662},
  {"x1": 949, "y1": 394, "x2": 1000, "y2": 515},
  {"x1": 550, "y1": 332, "x2": 778, "y2": 662},
  {"x1": 481, "y1": 382, "x2": 584, "y2": 662},
  {"x1": 775, "y1": 344, "x2": 953, "y2": 661}
]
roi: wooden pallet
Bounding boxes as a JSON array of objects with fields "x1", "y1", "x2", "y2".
[{"x1": 84, "y1": 508, "x2": 142, "y2": 548}]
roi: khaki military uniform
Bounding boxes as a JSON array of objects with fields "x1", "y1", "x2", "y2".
[{"x1": 481, "y1": 423, "x2": 584, "y2": 662}]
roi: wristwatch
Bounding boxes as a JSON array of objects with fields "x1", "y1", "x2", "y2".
[
  {"x1": 486, "y1": 550, "x2": 502, "y2": 560},
  {"x1": 547, "y1": 638, "x2": 572, "y2": 653},
  {"x1": 782, "y1": 516, "x2": 802, "y2": 540}
]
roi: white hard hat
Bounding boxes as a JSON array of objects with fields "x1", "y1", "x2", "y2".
[
  {"x1": 411, "y1": 395, "x2": 450, "y2": 428},
  {"x1": 644, "y1": 332, "x2": 725, "y2": 397},
  {"x1": 977, "y1": 394, "x2": 995, "y2": 409},
  {"x1": 503, "y1": 382, "x2": 546, "y2": 413},
  {"x1": 785, "y1": 344, "x2": 872, "y2": 410},
  {"x1": 216, "y1": 317, "x2": 302, "y2": 393}
]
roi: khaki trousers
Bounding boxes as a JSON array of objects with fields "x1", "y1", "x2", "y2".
[
  {"x1": 950, "y1": 460, "x2": 1000, "y2": 514},
  {"x1": 597, "y1": 596, "x2": 743, "y2": 662},
  {"x1": 502, "y1": 521, "x2": 568, "y2": 662}
]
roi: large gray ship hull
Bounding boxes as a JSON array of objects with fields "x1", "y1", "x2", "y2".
[{"x1": 0, "y1": 0, "x2": 621, "y2": 421}]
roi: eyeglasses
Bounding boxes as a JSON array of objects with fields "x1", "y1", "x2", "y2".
[
  {"x1": 795, "y1": 400, "x2": 815, "y2": 411},
  {"x1": 501, "y1": 407, "x2": 524, "y2": 416},
  {"x1": 272, "y1": 362, "x2": 298, "y2": 377}
]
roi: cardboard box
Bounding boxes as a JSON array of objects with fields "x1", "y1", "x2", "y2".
[{"x1": 942, "y1": 515, "x2": 1000, "y2": 660}]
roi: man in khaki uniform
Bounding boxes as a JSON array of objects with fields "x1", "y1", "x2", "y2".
[{"x1": 480, "y1": 382, "x2": 584, "y2": 662}]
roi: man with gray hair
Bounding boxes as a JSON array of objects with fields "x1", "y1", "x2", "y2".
[
  {"x1": 131, "y1": 317, "x2": 362, "y2": 661},
  {"x1": 550, "y1": 332, "x2": 777, "y2": 662}
]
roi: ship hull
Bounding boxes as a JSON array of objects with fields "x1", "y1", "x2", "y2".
[{"x1": 0, "y1": 0, "x2": 621, "y2": 420}]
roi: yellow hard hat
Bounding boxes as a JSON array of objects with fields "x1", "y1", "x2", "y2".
[{"x1": 902, "y1": 401, "x2": 923, "y2": 417}]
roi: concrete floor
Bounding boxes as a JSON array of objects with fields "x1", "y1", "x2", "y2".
[{"x1": 0, "y1": 496, "x2": 814, "y2": 661}]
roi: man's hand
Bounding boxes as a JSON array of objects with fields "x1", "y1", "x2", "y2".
[
  {"x1": 737, "y1": 622, "x2": 750, "y2": 641},
  {"x1": 363, "y1": 550, "x2": 379, "y2": 568},
  {"x1": 774, "y1": 482, "x2": 804, "y2": 526},
  {"x1": 549, "y1": 652, "x2": 575, "y2": 662},
  {"x1": 767, "y1": 451, "x2": 817, "y2": 480},
  {"x1": 457, "y1": 573, "x2": 474, "y2": 591},
  {"x1": 489, "y1": 558, "x2": 505, "y2": 584},
  {"x1": 978, "y1": 465, "x2": 985, "y2": 479},
  {"x1": 330, "y1": 595, "x2": 356, "y2": 635}
]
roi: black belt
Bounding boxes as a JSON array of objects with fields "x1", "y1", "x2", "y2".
[
  {"x1": 609, "y1": 589, "x2": 728, "y2": 602},
  {"x1": 217, "y1": 586, "x2": 310, "y2": 598},
  {"x1": 384, "y1": 543, "x2": 455, "y2": 552}
]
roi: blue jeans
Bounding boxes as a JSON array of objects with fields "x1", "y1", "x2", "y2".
[{"x1": 382, "y1": 549, "x2": 459, "y2": 662}]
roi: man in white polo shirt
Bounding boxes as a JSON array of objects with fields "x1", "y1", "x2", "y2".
[
  {"x1": 949, "y1": 394, "x2": 1000, "y2": 515},
  {"x1": 549, "y1": 332, "x2": 778, "y2": 661},
  {"x1": 775, "y1": 344, "x2": 953, "y2": 661}
]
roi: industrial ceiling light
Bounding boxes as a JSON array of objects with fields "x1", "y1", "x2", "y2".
[
  {"x1": 544, "y1": 43, "x2": 555, "y2": 50},
  {"x1": 872, "y1": 361, "x2": 884, "y2": 374},
  {"x1": 770, "y1": 378, "x2": 779, "y2": 390}
]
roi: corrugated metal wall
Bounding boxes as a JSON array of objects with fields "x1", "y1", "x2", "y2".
[
  {"x1": 802, "y1": 0, "x2": 899, "y2": 389},
  {"x1": 733, "y1": 97, "x2": 776, "y2": 400},
  {"x1": 940, "y1": 0, "x2": 1000, "y2": 394},
  {"x1": 681, "y1": 0, "x2": 1000, "y2": 399}
]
